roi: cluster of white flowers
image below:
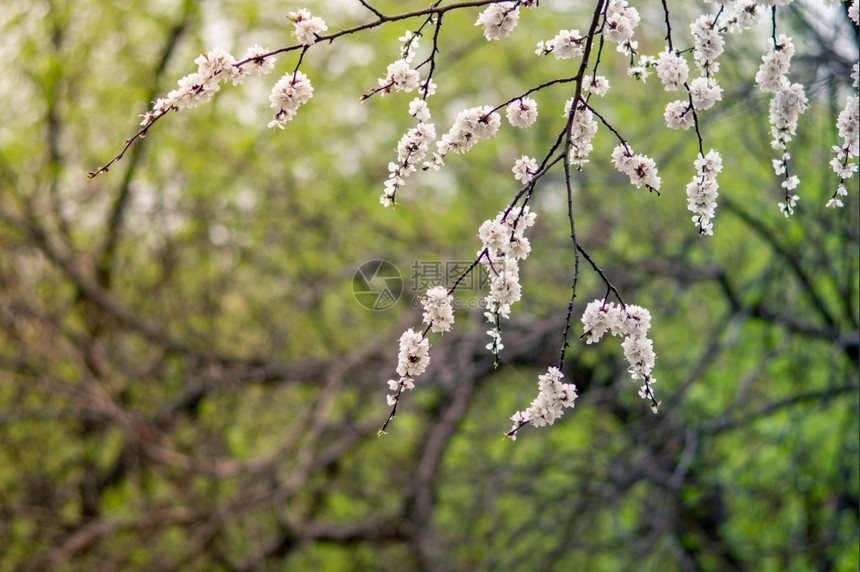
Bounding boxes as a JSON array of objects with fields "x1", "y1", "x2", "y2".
[
  {"x1": 378, "y1": 59, "x2": 421, "y2": 96},
  {"x1": 581, "y1": 299, "x2": 658, "y2": 411},
  {"x1": 770, "y1": 82, "x2": 808, "y2": 216},
  {"x1": 426, "y1": 106, "x2": 501, "y2": 168},
  {"x1": 626, "y1": 54, "x2": 657, "y2": 82},
  {"x1": 386, "y1": 328, "x2": 431, "y2": 407},
  {"x1": 421, "y1": 286, "x2": 455, "y2": 333},
  {"x1": 506, "y1": 97, "x2": 538, "y2": 128},
  {"x1": 723, "y1": 1, "x2": 765, "y2": 32},
  {"x1": 827, "y1": 64, "x2": 859, "y2": 209},
  {"x1": 826, "y1": 184, "x2": 850, "y2": 209},
  {"x1": 659, "y1": 25, "x2": 723, "y2": 131},
  {"x1": 777, "y1": 193, "x2": 799, "y2": 218},
  {"x1": 478, "y1": 206, "x2": 537, "y2": 356},
  {"x1": 755, "y1": 34, "x2": 794, "y2": 93},
  {"x1": 686, "y1": 150, "x2": 723, "y2": 235},
  {"x1": 662, "y1": 75, "x2": 721, "y2": 132},
  {"x1": 611, "y1": 144, "x2": 661, "y2": 191},
  {"x1": 136, "y1": 10, "x2": 324, "y2": 133},
  {"x1": 604, "y1": 0, "x2": 640, "y2": 55},
  {"x1": 753, "y1": 30, "x2": 808, "y2": 216},
  {"x1": 475, "y1": 2, "x2": 521, "y2": 41},
  {"x1": 508, "y1": 367, "x2": 577, "y2": 440},
  {"x1": 655, "y1": 50, "x2": 689, "y2": 92},
  {"x1": 140, "y1": 46, "x2": 276, "y2": 127},
  {"x1": 399, "y1": 30, "x2": 420, "y2": 62},
  {"x1": 688, "y1": 76, "x2": 722, "y2": 111},
  {"x1": 663, "y1": 100, "x2": 695, "y2": 131},
  {"x1": 535, "y1": 29, "x2": 585, "y2": 59},
  {"x1": 690, "y1": 14, "x2": 724, "y2": 76},
  {"x1": 409, "y1": 97, "x2": 432, "y2": 123},
  {"x1": 380, "y1": 100, "x2": 437, "y2": 207},
  {"x1": 288, "y1": 8, "x2": 327, "y2": 46},
  {"x1": 478, "y1": 206, "x2": 536, "y2": 263},
  {"x1": 513, "y1": 155, "x2": 538, "y2": 183},
  {"x1": 267, "y1": 71, "x2": 315, "y2": 129},
  {"x1": 564, "y1": 97, "x2": 599, "y2": 166},
  {"x1": 583, "y1": 75, "x2": 610, "y2": 97},
  {"x1": 396, "y1": 328, "x2": 431, "y2": 377},
  {"x1": 235, "y1": 45, "x2": 278, "y2": 80}
]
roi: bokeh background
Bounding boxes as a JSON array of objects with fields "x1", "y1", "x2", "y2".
[{"x1": 0, "y1": 1, "x2": 857, "y2": 570}]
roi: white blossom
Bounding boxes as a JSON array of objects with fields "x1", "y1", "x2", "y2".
[
  {"x1": 194, "y1": 48, "x2": 236, "y2": 85},
  {"x1": 141, "y1": 48, "x2": 239, "y2": 125},
  {"x1": 769, "y1": 82, "x2": 808, "y2": 147},
  {"x1": 691, "y1": 14, "x2": 724, "y2": 75},
  {"x1": 267, "y1": 70, "x2": 314, "y2": 129},
  {"x1": 421, "y1": 286, "x2": 455, "y2": 333},
  {"x1": 489, "y1": 257, "x2": 522, "y2": 307},
  {"x1": 581, "y1": 299, "x2": 659, "y2": 409},
  {"x1": 486, "y1": 327, "x2": 504, "y2": 352},
  {"x1": 478, "y1": 205, "x2": 536, "y2": 261},
  {"x1": 725, "y1": 2, "x2": 764, "y2": 31},
  {"x1": 508, "y1": 367, "x2": 578, "y2": 438},
  {"x1": 611, "y1": 144, "x2": 662, "y2": 190},
  {"x1": 380, "y1": 117, "x2": 437, "y2": 207},
  {"x1": 378, "y1": 59, "x2": 421, "y2": 95},
  {"x1": 781, "y1": 175, "x2": 800, "y2": 191},
  {"x1": 386, "y1": 377, "x2": 414, "y2": 405},
  {"x1": 288, "y1": 8, "x2": 327, "y2": 46},
  {"x1": 409, "y1": 98, "x2": 431, "y2": 123},
  {"x1": 778, "y1": 194, "x2": 799, "y2": 218},
  {"x1": 581, "y1": 299, "x2": 621, "y2": 343},
  {"x1": 656, "y1": 50, "x2": 689, "y2": 92},
  {"x1": 687, "y1": 150, "x2": 722, "y2": 235},
  {"x1": 537, "y1": 29, "x2": 585, "y2": 59},
  {"x1": 621, "y1": 304, "x2": 653, "y2": 338},
  {"x1": 688, "y1": 76, "x2": 723, "y2": 111},
  {"x1": 513, "y1": 155, "x2": 538, "y2": 183},
  {"x1": 583, "y1": 75, "x2": 610, "y2": 97},
  {"x1": 385, "y1": 326, "x2": 430, "y2": 415},
  {"x1": 475, "y1": 2, "x2": 520, "y2": 41},
  {"x1": 755, "y1": 30, "x2": 808, "y2": 212},
  {"x1": 506, "y1": 97, "x2": 538, "y2": 128},
  {"x1": 826, "y1": 184, "x2": 848, "y2": 209},
  {"x1": 565, "y1": 98, "x2": 599, "y2": 165},
  {"x1": 479, "y1": 206, "x2": 538, "y2": 355},
  {"x1": 664, "y1": 100, "x2": 695, "y2": 130},
  {"x1": 627, "y1": 64, "x2": 650, "y2": 82},
  {"x1": 427, "y1": 106, "x2": 501, "y2": 167},
  {"x1": 694, "y1": 148, "x2": 723, "y2": 178},
  {"x1": 478, "y1": 218, "x2": 509, "y2": 253},
  {"x1": 621, "y1": 335, "x2": 656, "y2": 380},
  {"x1": 836, "y1": 95, "x2": 859, "y2": 158},
  {"x1": 604, "y1": 0, "x2": 641, "y2": 46},
  {"x1": 399, "y1": 30, "x2": 420, "y2": 64},
  {"x1": 395, "y1": 328, "x2": 430, "y2": 377},
  {"x1": 396, "y1": 122, "x2": 436, "y2": 164},
  {"x1": 829, "y1": 94, "x2": 859, "y2": 204},
  {"x1": 419, "y1": 78, "x2": 437, "y2": 97},
  {"x1": 756, "y1": 34, "x2": 794, "y2": 93},
  {"x1": 830, "y1": 156, "x2": 858, "y2": 179},
  {"x1": 232, "y1": 45, "x2": 276, "y2": 85}
]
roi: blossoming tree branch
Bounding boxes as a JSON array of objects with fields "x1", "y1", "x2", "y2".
[{"x1": 88, "y1": 0, "x2": 859, "y2": 439}]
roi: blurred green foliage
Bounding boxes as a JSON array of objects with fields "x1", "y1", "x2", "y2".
[{"x1": 0, "y1": 1, "x2": 857, "y2": 570}]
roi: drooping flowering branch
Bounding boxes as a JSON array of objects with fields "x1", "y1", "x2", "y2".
[{"x1": 88, "y1": 0, "x2": 860, "y2": 440}]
